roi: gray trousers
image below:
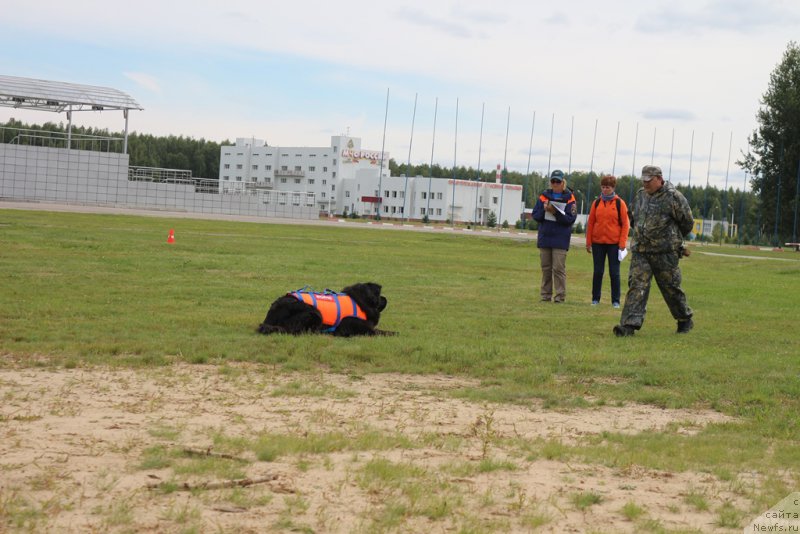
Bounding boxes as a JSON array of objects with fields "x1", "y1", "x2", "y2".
[
  {"x1": 539, "y1": 248, "x2": 568, "y2": 302},
  {"x1": 620, "y1": 251, "x2": 692, "y2": 328}
]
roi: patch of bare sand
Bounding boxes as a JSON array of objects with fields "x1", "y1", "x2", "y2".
[{"x1": 0, "y1": 363, "x2": 748, "y2": 533}]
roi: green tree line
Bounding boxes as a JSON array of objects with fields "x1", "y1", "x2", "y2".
[
  {"x1": 389, "y1": 160, "x2": 770, "y2": 244},
  {"x1": 1, "y1": 118, "x2": 228, "y2": 179}
]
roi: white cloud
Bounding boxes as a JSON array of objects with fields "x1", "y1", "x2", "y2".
[
  {"x1": 123, "y1": 72, "x2": 161, "y2": 94},
  {"x1": 2, "y1": 0, "x2": 799, "y2": 188}
]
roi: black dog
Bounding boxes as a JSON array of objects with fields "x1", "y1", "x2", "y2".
[{"x1": 257, "y1": 282, "x2": 395, "y2": 337}]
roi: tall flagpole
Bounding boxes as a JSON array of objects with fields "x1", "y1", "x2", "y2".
[
  {"x1": 525, "y1": 111, "x2": 537, "y2": 204},
  {"x1": 651, "y1": 127, "x2": 657, "y2": 163},
  {"x1": 703, "y1": 132, "x2": 714, "y2": 228},
  {"x1": 628, "y1": 122, "x2": 639, "y2": 204},
  {"x1": 611, "y1": 121, "x2": 620, "y2": 176},
  {"x1": 402, "y1": 92, "x2": 418, "y2": 223},
  {"x1": 586, "y1": 118, "x2": 598, "y2": 214},
  {"x1": 722, "y1": 131, "x2": 733, "y2": 239},
  {"x1": 473, "y1": 103, "x2": 485, "y2": 225},
  {"x1": 499, "y1": 106, "x2": 510, "y2": 223},
  {"x1": 425, "y1": 97, "x2": 438, "y2": 219},
  {"x1": 450, "y1": 98, "x2": 459, "y2": 225},
  {"x1": 377, "y1": 88, "x2": 389, "y2": 220},
  {"x1": 668, "y1": 128, "x2": 675, "y2": 183}
]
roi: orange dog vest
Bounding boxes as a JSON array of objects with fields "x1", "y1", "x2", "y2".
[{"x1": 289, "y1": 290, "x2": 366, "y2": 332}]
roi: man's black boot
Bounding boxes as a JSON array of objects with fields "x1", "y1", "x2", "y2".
[
  {"x1": 613, "y1": 324, "x2": 635, "y2": 337},
  {"x1": 677, "y1": 318, "x2": 694, "y2": 334}
]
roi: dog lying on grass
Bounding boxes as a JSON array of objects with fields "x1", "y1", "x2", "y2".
[{"x1": 257, "y1": 282, "x2": 395, "y2": 337}]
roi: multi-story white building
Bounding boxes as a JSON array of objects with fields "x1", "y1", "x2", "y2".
[
  {"x1": 219, "y1": 135, "x2": 389, "y2": 215},
  {"x1": 219, "y1": 135, "x2": 524, "y2": 224}
]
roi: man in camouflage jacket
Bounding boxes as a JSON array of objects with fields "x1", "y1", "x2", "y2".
[{"x1": 613, "y1": 165, "x2": 695, "y2": 336}]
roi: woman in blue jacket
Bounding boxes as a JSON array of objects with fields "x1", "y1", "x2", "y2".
[{"x1": 531, "y1": 170, "x2": 577, "y2": 302}]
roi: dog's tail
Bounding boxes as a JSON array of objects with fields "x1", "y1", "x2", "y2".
[{"x1": 257, "y1": 323, "x2": 285, "y2": 335}]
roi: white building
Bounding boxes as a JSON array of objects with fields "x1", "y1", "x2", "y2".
[
  {"x1": 219, "y1": 135, "x2": 389, "y2": 215},
  {"x1": 219, "y1": 135, "x2": 524, "y2": 224}
]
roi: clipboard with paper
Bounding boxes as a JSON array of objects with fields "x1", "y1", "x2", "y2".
[{"x1": 544, "y1": 201, "x2": 566, "y2": 221}]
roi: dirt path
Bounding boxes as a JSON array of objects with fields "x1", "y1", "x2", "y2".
[{"x1": 1, "y1": 363, "x2": 748, "y2": 533}]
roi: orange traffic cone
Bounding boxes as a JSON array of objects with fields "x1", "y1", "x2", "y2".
[{"x1": 167, "y1": 229, "x2": 175, "y2": 244}]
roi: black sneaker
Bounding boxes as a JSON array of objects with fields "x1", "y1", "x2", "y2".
[
  {"x1": 677, "y1": 318, "x2": 694, "y2": 334},
  {"x1": 613, "y1": 324, "x2": 635, "y2": 337}
]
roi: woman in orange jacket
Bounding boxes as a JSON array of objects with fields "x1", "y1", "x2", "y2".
[{"x1": 585, "y1": 175, "x2": 630, "y2": 307}]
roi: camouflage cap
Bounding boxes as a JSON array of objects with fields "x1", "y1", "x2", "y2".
[{"x1": 641, "y1": 165, "x2": 663, "y2": 181}]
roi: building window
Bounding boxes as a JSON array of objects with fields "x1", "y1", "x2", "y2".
[
  {"x1": 266, "y1": 165, "x2": 272, "y2": 170},
  {"x1": 309, "y1": 166, "x2": 315, "y2": 172},
  {"x1": 265, "y1": 178, "x2": 271, "y2": 183},
  {"x1": 223, "y1": 163, "x2": 230, "y2": 169},
  {"x1": 331, "y1": 184, "x2": 335, "y2": 191},
  {"x1": 282, "y1": 153, "x2": 288, "y2": 157},
  {"x1": 294, "y1": 166, "x2": 301, "y2": 171},
  {"x1": 310, "y1": 154, "x2": 316, "y2": 157},
  {"x1": 252, "y1": 165, "x2": 258, "y2": 170},
  {"x1": 322, "y1": 180, "x2": 327, "y2": 185},
  {"x1": 281, "y1": 178, "x2": 287, "y2": 183},
  {"x1": 437, "y1": 192, "x2": 443, "y2": 200},
  {"x1": 294, "y1": 178, "x2": 301, "y2": 184},
  {"x1": 345, "y1": 191, "x2": 350, "y2": 198},
  {"x1": 421, "y1": 192, "x2": 427, "y2": 199},
  {"x1": 391, "y1": 206, "x2": 397, "y2": 213},
  {"x1": 295, "y1": 154, "x2": 302, "y2": 157},
  {"x1": 323, "y1": 166, "x2": 328, "y2": 172},
  {"x1": 332, "y1": 172, "x2": 336, "y2": 178},
  {"x1": 251, "y1": 178, "x2": 257, "y2": 182},
  {"x1": 384, "y1": 206, "x2": 389, "y2": 213},
  {"x1": 436, "y1": 208, "x2": 442, "y2": 215},
  {"x1": 333, "y1": 159, "x2": 337, "y2": 165},
  {"x1": 223, "y1": 152, "x2": 231, "y2": 156},
  {"x1": 308, "y1": 179, "x2": 315, "y2": 184},
  {"x1": 392, "y1": 191, "x2": 397, "y2": 198},
  {"x1": 281, "y1": 165, "x2": 288, "y2": 171},
  {"x1": 400, "y1": 191, "x2": 405, "y2": 198},
  {"x1": 223, "y1": 176, "x2": 229, "y2": 180},
  {"x1": 236, "y1": 176, "x2": 242, "y2": 181},
  {"x1": 493, "y1": 196, "x2": 499, "y2": 204},
  {"x1": 236, "y1": 164, "x2": 243, "y2": 170},
  {"x1": 321, "y1": 192, "x2": 326, "y2": 198},
  {"x1": 420, "y1": 208, "x2": 426, "y2": 215},
  {"x1": 384, "y1": 190, "x2": 390, "y2": 198}
]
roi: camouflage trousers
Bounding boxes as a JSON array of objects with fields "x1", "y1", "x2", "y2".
[{"x1": 619, "y1": 251, "x2": 692, "y2": 329}]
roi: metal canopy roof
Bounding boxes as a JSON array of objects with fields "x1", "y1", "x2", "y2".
[{"x1": 0, "y1": 75, "x2": 143, "y2": 113}]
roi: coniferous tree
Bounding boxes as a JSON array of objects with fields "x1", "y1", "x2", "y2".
[{"x1": 740, "y1": 41, "x2": 800, "y2": 244}]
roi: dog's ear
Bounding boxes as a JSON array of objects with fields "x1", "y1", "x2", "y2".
[{"x1": 378, "y1": 296, "x2": 387, "y2": 312}]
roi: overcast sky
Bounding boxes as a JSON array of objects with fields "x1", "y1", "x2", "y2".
[{"x1": 2, "y1": 0, "x2": 798, "y2": 189}]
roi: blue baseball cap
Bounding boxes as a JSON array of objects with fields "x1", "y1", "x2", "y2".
[{"x1": 550, "y1": 170, "x2": 565, "y2": 182}]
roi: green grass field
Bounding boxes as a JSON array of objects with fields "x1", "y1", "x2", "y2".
[{"x1": 1, "y1": 207, "x2": 799, "y2": 514}]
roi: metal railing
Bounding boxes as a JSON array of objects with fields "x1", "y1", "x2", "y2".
[
  {"x1": 128, "y1": 166, "x2": 219, "y2": 194},
  {"x1": 0, "y1": 125, "x2": 124, "y2": 153}
]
